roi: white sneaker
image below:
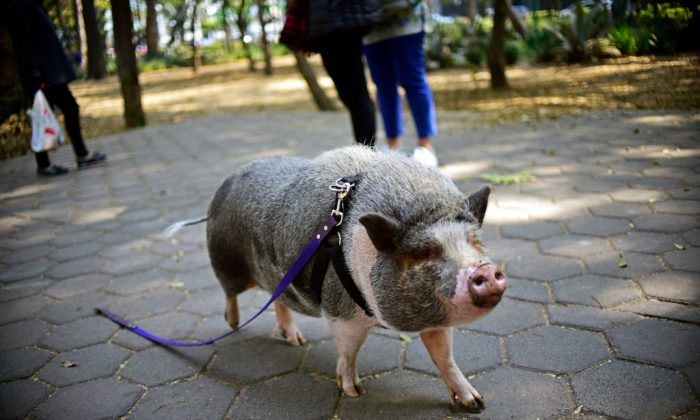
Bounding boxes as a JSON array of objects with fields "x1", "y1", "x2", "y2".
[{"x1": 412, "y1": 146, "x2": 438, "y2": 167}]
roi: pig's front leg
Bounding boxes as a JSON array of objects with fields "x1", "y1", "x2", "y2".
[
  {"x1": 420, "y1": 327, "x2": 485, "y2": 412},
  {"x1": 328, "y1": 316, "x2": 372, "y2": 397}
]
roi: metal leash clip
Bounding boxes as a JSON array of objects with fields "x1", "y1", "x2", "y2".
[{"x1": 329, "y1": 178, "x2": 356, "y2": 228}]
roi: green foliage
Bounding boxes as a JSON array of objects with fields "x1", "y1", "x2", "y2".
[
  {"x1": 545, "y1": 2, "x2": 620, "y2": 62},
  {"x1": 525, "y1": 27, "x2": 561, "y2": 62},
  {"x1": 607, "y1": 25, "x2": 653, "y2": 56},
  {"x1": 480, "y1": 171, "x2": 534, "y2": 185},
  {"x1": 632, "y1": 4, "x2": 697, "y2": 54}
]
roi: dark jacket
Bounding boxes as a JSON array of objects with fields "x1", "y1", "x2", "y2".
[
  {"x1": 5, "y1": 0, "x2": 76, "y2": 95},
  {"x1": 307, "y1": 0, "x2": 384, "y2": 40}
]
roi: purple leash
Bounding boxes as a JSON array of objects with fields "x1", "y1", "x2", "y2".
[{"x1": 97, "y1": 215, "x2": 341, "y2": 347}]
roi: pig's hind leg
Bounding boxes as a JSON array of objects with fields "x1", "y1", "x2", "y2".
[
  {"x1": 274, "y1": 300, "x2": 305, "y2": 346},
  {"x1": 421, "y1": 327, "x2": 486, "y2": 412},
  {"x1": 209, "y1": 251, "x2": 257, "y2": 329}
]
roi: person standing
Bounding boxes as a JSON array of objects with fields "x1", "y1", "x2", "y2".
[
  {"x1": 4, "y1": 0, "x2": 106, "y2": 177},
  {"x1": 363, "y1": 1, "x2": 439, "y2": 167}
]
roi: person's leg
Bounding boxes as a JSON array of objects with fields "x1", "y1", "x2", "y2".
[
  {"x1": 392, "y1": 32, "x2": 437, "y2": 146},
  {"x1": 320, "y1": 32, "x2": 376, "y2": 146},
  {"x1": 42, "y1": 83, "x2": 89, "y2": 158},
  {"x1": 364, "y1": 39, "x2": 403, "y2": 149},
  {"x1": 34, "y1": 151, "x2": 50, "y2": 169}
]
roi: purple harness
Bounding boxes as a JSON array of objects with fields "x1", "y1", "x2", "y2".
[{"x1": 96, "y1": 178, "x2": 356, "y2": 347}]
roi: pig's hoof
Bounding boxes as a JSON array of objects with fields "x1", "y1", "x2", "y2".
[
  {"x1": 453, "y1": 391, "x2": 485, "y2": 412},
  {"x1": 278, "y1": 326, "x2": 305, "y2": 346},
  {"x1": 337, "y1": 377, "x2": 365, "y2": 397}
]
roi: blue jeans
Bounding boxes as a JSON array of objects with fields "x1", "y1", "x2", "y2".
[{"x1": 364, "y1": 32, "x2": 437, "y2": 139}]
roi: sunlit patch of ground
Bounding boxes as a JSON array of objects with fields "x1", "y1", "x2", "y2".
[{"x1": 2, "y1": 53, "x2": 698, "y2": 159}]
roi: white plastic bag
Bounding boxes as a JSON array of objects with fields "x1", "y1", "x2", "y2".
[{"x1": 27, "y1": 90, "x2": 65, "y2": 152}]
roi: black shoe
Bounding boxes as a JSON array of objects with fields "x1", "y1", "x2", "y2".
[
  {"x1": 37, "y1": 165, "x2": 69, "y2": 177},
  {"x1": 77, "y1": 151, "x2": 107, "y2": 169}
]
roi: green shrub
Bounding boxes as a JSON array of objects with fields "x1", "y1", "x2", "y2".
[
  {"x1": 525, "y1": 27, "x2": 561, "y2": 62},
  {"x1": 632, "y1": 4, "x2": 697, "y2": 53},
  {"x1": 505, "y1": 41, "x2": 519, "y2": 65}
]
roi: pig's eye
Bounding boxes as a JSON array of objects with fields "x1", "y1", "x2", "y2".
[{"x1": 416, "y1": 248, "x2": 440, "y2": 260}]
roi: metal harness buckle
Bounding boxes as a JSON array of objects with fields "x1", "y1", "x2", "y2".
[{"x1": 329, "y1": 178, "x2": 356, "y2": 227}]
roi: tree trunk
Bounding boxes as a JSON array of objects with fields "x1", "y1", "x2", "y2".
[
  {"x1": 51, "y1": 0, "x2": 69, "y2": 46},
  {"x1": 82, "y1": 0, "x2": 107, "y2": 79},
  {"x1": 190, "y1": 0, "x2": 201, "y2": 73},
  {"x1": 294, "y1": 52, "x2": 336, "y2": 111},
  {"x1": 221, "y1": 0, "x2": 232, "y2": 51},
  {"x1": 236, "y1": 0, "x2": 256, "y2": 71},
  {"x1": 465, "y1": 0, "x2": 477, "y2": 21},
  {"x1": 110, "y1": 0, "x2": 146, "y2": 127},
  {"x1": 73, "y1": 0, "x2": 88, "y2": 72},
  {"x1": 168, "y1": 0, "x2": 189, "y2": 47},
  {"x1": 505, "y1": 0, "x2": 527, "y2": 38},
  {"x1": 256, "y1": 0, "x2": 272, "y2": 75},
  {"x1": 145, "y1": 0, "x2": 159, "y2": 56},
  {"x1": 488, "y1": 0, "x2": 509, "y2": 89}
]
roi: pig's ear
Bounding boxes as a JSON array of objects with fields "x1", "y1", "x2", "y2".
[
  {"x1": 466, "y1": 186, "x2": 491, "y2": 226},
  {"x1": 359, "y1": 213, "x2": 401, "y2": 253}
]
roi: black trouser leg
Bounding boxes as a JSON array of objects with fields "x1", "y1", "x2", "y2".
[
  {"x1": 319, "y1": 32, "x2": 376, "y2": 147},
  {"x1": 35, "y1": 150, "x2": 50, "y2": 168},
  {"x1": 42, "y1": 83, "x2": 89, "y2": 158}
]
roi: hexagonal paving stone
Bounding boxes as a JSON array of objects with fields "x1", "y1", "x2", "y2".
[
  {"x1": 571, "y1": 360, "x2": 695, "y2": 419},
  {"x1": 44, "y1": 273, "x2": 111, "y2": 299},
  {"x1": 617, "y1": 299, "x2": 700, "y2": 324},
  {"x1": 683, "y1": 229, "x2": 700, "y2": 247},
  {"x1": 566, "y1": 216, "x2": 631, "y2": 237},
  {"x1": 610, "y1": 188, "x2": 668, "y2": 203},
  {"x1": 0, "y1": 347, "x2": 53, "y2": 381},
  {"x1": 35, "y1": 378, "x2": 143, "y2": 420},
  {"x1": 611, "y1": 231, "x2": 679, "y2": 254},
  {"x1": 472, "y1": 367, "x2": 573, "y2": 419},
  {"x1": 0, "y1": 278, "x2": 52, "y2": 303},
  {"x1": 40, "y1": 316, "x2": 119, "y2": 352},
  {"x1": 98, "y1": 239, "x2": 153, "y2": 259},
  {"x1": 633, "y1": 214, "x2": 697, "y2": 233},
  {"x1": 179, "y1": 288, "x2": 225, "y2": 317},
  {"x1": 339, "y1": 371, "x2": 452, "y2": 418},
  {"x1": 652, "y1": 199, "x2": 700, "y2": 215},
  {"x1": 480, "y1": 238, "x2": 540, "y2": 266},
  {"x1": 551, "y1": 275, "x2": 640, "y2": 307},
  {"x1": 0, "y1": 243, "x2": 52, "y2": 264},
  {"x1": 111, "y1": 312, "x2": 201, "y2": 351},
  {"x1": 37, "y1": 344, "x2": 130, "y2": 387},
  {"x1": 664, "y1": 247, "x2": 700, "y2": 272},
  {"x1": 103, "y1": 270, "x2": 170, "y2": 295},
  {"x1": 0, "y1": 379, "x2": 50, "y2": 419},
  {"x1": 305, "y1": 334, "x2": 401, "y2": 378},
  {"x1": 189, "y1": 307, "x2": 277, "y2": 345},
  {"x1": 639, "y1": 271, "x2": 700, "y2": 305},
  {"x1": 110, "y1": 289, "x2": 184, "y2": 320},
  {"x1": 500, "y1": 277, "x2": 549, "y2": 303},
  {"x1": 286, "y1": 312, "x2": 333, "y2": 343},
  {"x1": 101, "y1": 253, "x2": 162, "y2": 276},
  {"x1": 405, "y1": 330, "x2": 501, "y2": 376},
  {"x1": 48, "y1": 242, "x2": 104, "y2": 262},
  {"x1": 506, "y1": 254, "x2": 583, "y2": 282},
  {"x1": 121, "y1": 346, "x2": 213, "y2": 386},
  {"x1": 585, "y1": 251, "x2": 663, "y2": 279},
  {"x1": 500, "y1": 222, "x2": 564, "y2": 240},
  {"x1": 44, "y1": 255, "x2": 105, "y2": 280},
  {"x1": 233, "y1": 374, "x2": 336, "y2": 419},
  {"x1": 208, "y1": 337, "x2": 304, "y2": 384},
  {"x1": 506, "y1": 326, "x2": 608, "y2": 374},
  {"x1": 609, "y1": 319, "x2": 700, "y2": 367},
  {"x1": 462, "y1": 298, "x2": 545, "y2": 336},
  {"x1": 0, "y1": 319, "x2": 52, "y2": 352},
  {"x1": 130, "y1": 377, "x2": 237, "y2": 419},
  {"x1": 685, "y1": 364, "x2": 700, "y2": 396},
  {"x1": 540, "y1": 235, "x2": 610, "y2": 258},
  {"x1": 0, "y1": 259, "x2": 50, "y2": 282},
  {"x1": 0, "y1": 294, "x2": 52, "y2": 325},
  {"x1": 590, "y1": 202, "x2": 653, "y2": 218},
  {"x1": 548, "y1": 304, "x2": 642, "y2": 332},
  {"x1": 41, "y1": 292, "x2": 112, "y2": 324},
  {"x1": 158, "y1": 249, "x2": 210, "y2": 273},
  {"x1": 173, "y1": 266, "x2": 219, "y2": 291}
]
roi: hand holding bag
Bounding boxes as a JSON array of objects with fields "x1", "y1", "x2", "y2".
[{"x1": 27, "y1": 89, "x2": 65, "y2": 152}]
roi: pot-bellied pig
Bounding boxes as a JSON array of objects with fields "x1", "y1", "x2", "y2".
[{"x1": 206, "y1": 146, "x2": 507, "y2": 411}]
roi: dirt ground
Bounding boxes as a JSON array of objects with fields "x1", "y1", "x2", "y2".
[{"x1": 2, "y1": 52, "x2": 699, "y2": 158}]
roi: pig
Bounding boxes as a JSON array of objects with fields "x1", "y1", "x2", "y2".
[{"x1": 206, "y1": 146, "x2": 507, "y2": 411}]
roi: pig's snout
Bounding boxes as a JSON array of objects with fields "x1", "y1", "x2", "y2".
[{"x1": 467, "y1": 263, "x2": 507, "y2": 308}]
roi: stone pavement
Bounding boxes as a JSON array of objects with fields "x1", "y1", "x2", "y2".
[{"x1": 0, "y1": 109, "x2": 698, "y2": 419}]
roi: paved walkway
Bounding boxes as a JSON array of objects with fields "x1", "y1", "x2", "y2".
[{"x1": 0, "y1": 110, "x2": 698, "y2": 419}]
